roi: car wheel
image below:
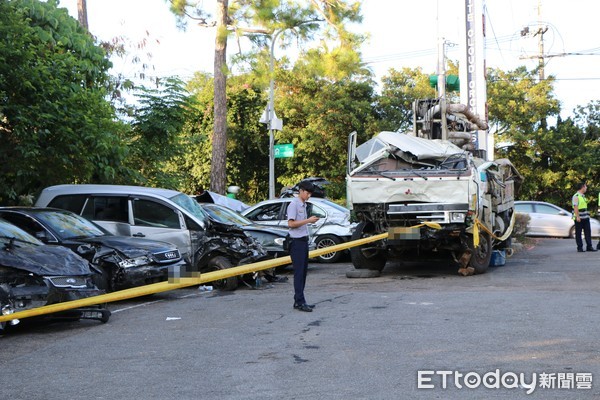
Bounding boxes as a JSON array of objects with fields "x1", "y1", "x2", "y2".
[
  {"x1": 350, "y1": 221, "x2": 387, "y2": 271},
  {"x1": 569, "y1": 226, "x2": 575, "y2": 239},
  {"x1": 467, "y1": 232, "x2": 492, "y2": 274},
  {"x1": 205, "y1": 256, "x2": 239, "y2": 291},
  {"x1": 315, "y1": 234, "x2": 343, "y2": 263}
]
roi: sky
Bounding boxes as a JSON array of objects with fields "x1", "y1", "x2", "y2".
[{"x1": 56, "y1": 0, "x2": 599, "y2": 119}]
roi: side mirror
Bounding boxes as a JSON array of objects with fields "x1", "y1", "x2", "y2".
[
  {"x1": 76, "y1": 244, "x2": 96, "y2": 257},
  {"x1": 34, "y1": 231, "x2": 49, "y2": 243}
]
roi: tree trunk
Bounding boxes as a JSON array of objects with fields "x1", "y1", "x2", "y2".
[
  {"x1": 210, "y1": 0, "x2": 228, "y2": 195},
  {"x1": 77, "y1": 0, "x2": 88, "y2": 30}
]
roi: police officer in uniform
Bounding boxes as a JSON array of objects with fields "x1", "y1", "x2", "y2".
[
  {"x1": 572, "y1": 182, "x2": 597, "y2": 252},
  {"x1": 287, "y1": 181, "x2": 319, "y2": 312}
]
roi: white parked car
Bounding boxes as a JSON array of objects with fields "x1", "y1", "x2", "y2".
[
  {"x1": 514, "y1": 200, "x2": 600, "y2": 238},
  {"x1": 242, "y1": 197, "x2": 356, "y2": 263}
]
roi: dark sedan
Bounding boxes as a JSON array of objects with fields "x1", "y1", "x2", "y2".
[
  {"x1": 0, "y1": 219, "x2": 109, "y2": 333},
  {"x1": 0, "y1": 207, "x2": 187, "y2": 292},
  {"x1": 198, "y1": 202, "x2": 288, "y2": 257}
]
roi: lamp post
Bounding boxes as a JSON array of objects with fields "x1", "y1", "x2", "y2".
[
  {"x1": 266, "y1": 21, "x2": 316, "y2": 199},
  {"x1": 267, "y1": 29, "x2": 285, "y2": 200}
]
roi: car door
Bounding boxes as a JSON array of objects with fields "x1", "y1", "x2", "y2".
[
  {"x1": 129, "y1": 197, "x2": 192, "y2": 257},
  {"x1": 515, "y1": 203, "x2": 537, "y2": 235},
  {"x1": 306, "y1": 201, "x2": 328, "y2": 237},
  {"x1": 533, "y1": 203, "x2": 572, "y2": 237}
]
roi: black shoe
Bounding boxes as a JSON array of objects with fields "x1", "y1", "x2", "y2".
[
  {"x1": 294, "y1": 304, "x2": 313, "y2": 312},
  {"x1": 578, "y1": 248, "x2": 585, "y2": 252},
  {"x1": 587, "y1": 248, "x2": 598, "y2": 252},
  {"x1": 294, "y1": 303, "x2": 315, "y2": 309}
]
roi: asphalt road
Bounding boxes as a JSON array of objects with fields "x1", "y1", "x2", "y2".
[{"x1": 1, "y1": 238, "x2": 600, "y2": 400}]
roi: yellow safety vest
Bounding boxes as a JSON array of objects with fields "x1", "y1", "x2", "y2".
[{"x1": 573, "y1": 192, "x2": 589, "y2": 219}]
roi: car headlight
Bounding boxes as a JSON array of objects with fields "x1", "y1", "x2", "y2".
[
  {"x1": 2, "y1": 305, "x2": 20, "y2": 326},
  {"x1": 450, "y1": 212, "x2": 466, "y2": 223},
  {"x1": 118, "y1": 256, "x2": 152, "y2": 268},
  {"x1": 274, "y1": 237, "x2": 285, "y2": 246}
]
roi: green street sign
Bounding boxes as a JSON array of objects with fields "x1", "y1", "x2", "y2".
[{"x1": 274, "y1": 143, "x2": 294, "y2": 158}]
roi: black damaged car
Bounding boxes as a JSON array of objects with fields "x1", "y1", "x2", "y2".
[
  {"x1": 0, "y1": 219, "x2": 109, "y2": 334},
  {"x1": 0, "y1": 208, "x2": 187, "y2": 292}
]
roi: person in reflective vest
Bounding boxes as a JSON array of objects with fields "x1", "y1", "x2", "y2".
[{"x1": 572, "y1": 182, "x2": 596, "y2": 252}]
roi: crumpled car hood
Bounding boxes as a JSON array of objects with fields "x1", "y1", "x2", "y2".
[
  {"x1": 0, "y1": 242, "x2": 92, "y2": 276},
  {"x1": 74, "y1": 236, "x2": 176, "y2": 258}
]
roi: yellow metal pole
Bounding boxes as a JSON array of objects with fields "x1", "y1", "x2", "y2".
[{"x1": 0, "y1": 233, "x2": 388, "y2": 323}]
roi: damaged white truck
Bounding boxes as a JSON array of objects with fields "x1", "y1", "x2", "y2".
[{"x1": 346, "y1": 98, "x2": 522, "y2": 275}]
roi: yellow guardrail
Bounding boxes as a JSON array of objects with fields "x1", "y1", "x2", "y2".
[{"x1": 0, "y1": 233, "x2": 389, "y2": 323}]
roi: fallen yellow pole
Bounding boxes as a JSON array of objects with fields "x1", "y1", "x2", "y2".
[{"x1": 0, "y1": 233, "x2": 388, "y2": 323}]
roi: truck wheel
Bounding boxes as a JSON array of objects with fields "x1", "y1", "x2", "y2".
[
  {"x1": 315, "y1": 234, "x2": 342, "y2": 263},
  {"x1": 468, "y1": 232, "x2": 492, "y2": 274},
  {"x1": 205, "y1": 256, "x2": 239, "y2": 291},
  {"x1": 350, "y1": 222, "x2": 387, "y2": 271}
]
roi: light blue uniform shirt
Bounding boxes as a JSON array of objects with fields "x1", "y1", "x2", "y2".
[{"x1": 287, "y1": 197, "x2": 309, "y2": 238}]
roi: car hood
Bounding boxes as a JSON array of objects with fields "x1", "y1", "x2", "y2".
[
  {"x1": 241, "y1": 224, "x2": 288, "y2": 237},
  {"x1": 0, "y1": 242, "x2": 92, "y2": 276},
  {"x1": 72, "y1": 236, "x2": 177, "y2": 258}
]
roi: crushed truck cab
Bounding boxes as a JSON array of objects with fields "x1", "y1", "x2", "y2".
[{"x1": 346, "y1": 129, "x2": 522, "y2": 275}]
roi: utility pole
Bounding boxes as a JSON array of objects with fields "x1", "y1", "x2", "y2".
[
  {"x1": 520, "y1": 0, "x2": 548, "y2": 128},
  {"x1": 520, "y1": 0, "x2": 548, "y2": 82}
]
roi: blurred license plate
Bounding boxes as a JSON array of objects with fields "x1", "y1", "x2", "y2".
[{"x1": 389, "y1": 227, "x2": 420, "y2": 240}]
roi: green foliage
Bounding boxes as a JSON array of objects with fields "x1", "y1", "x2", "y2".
[
  {"x1": 274, "y1": 70, "x2": 378, "y2": 199},
  {"x1": 375, "y1": 67, "x2": 436, "y2": 132},
  {"x1": 0, "y1": 0, "x2": 129, "y2": 204},
  {"x1": 125, "y1": 77, "x2": 196, "y2": 189},
  {"x1": 171, "y1": 73, "x2": 270, "y2": 203},
  {"x1": 488, "y1": 66, "x2": 585, "y2": 209}
]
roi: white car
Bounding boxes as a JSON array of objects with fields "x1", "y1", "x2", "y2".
[
  {"x1": 514, "y1": 200, "x2": 600, "y2": 238},
  {"x1": 242, "y1": 197, "x2": 356, "y2": 263}
]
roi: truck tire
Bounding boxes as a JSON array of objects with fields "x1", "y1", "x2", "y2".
[
  {"x1": 315, "y1": 234, "x2": 343, "y2": 263},
  {"x1": 205, "y1": 256, "x2": 239, "y2": 291},
  {"x1": 468, "y1": 232, "x2": 492, "y2": 274},
  {"x1": 346, "y1": 268, "x2": 381, "y2": 278},
  {"x1": 350, "y1": 222, "x2": 387, "y2": 271}
]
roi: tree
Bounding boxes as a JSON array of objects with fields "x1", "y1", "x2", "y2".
[
  {"x1": 125, "y1": 77, "x2": 196, "y2": 189},
  {"x1": 488, "y1": 66, "x2": 565, "y2": 203},
  {"x1": 275, "y1": 70, "x2": 377, "y2": 198},
  {"x1": 77, "y1": 0, "x2": 89, "y2": 30},
  {"x1": 0, "y1": 0, "x2": 128, "y2": 204},
  {"x1": 168, "y1": 0, "x2": 364, "y2": 195},
  {"x1": 375, "y1": 67, "x2": 436, "y2": 133},
  {"x1": 170, "y1": 72, "x2": 272, "y2": 203}
]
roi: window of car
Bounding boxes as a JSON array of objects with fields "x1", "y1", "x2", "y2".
[
  {"x1": 82, "y1": 196, "x2": 129, "y2": 222},
  {"x1": 245, "y1": 203, "x2": 283, "y2": 221},
  {"x1": 0, "y1": 212, "x2": 53, "y2": 241},
  {"x1": 47, "y1": 194, "x2": 88, "y2": 214},
  {"x1": 309, "y1": 203, "x2": 327, "y2": 218},
  {"x1": 169, "y1": 193, "x2": 209, "y2": 223},
  {"x1": 515, "y1": 203, "x2": 534, "y2": 213},
  {"x1": 534, "y1": 203, "x2": 564, "y2": 215},
  {"x1": 132, "y1": 199, "x2": 180, "y2": 229}
]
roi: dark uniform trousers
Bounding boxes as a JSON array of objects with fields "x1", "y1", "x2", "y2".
[{"x1": 290, "y1": 237, "x2": 309, "y2": 305}]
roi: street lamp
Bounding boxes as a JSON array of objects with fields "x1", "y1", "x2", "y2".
[
  {"x1": 266, "y1": 21, "x2": 317, "y2": 199},
  {"x1": 267, "y1": 29, "x2": 285, "y2": 200}
]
